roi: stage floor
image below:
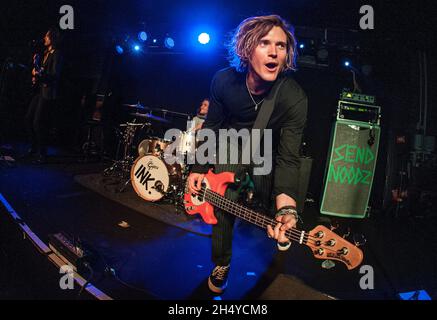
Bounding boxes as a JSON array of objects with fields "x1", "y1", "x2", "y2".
[{"x1": 1, "y1": 143, "x2": 436, "y2": 300}]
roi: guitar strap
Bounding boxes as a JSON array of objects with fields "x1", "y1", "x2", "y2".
[
  {"x1": 237, "y1": 77, "x2": 286, "y2": 202},
  {"x1": 242, "y1": 76, "x2": 287, "y2": 160}
]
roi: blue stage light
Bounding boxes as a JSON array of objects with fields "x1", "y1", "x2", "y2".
[
  {"x1": 115, "y1": 45, "x2": 124, "y2": 55},
  {"x1": 138, "y1": 31, "x2": 148, "y2": 42},
  {"x1": 198, "y1": 33, "x2": 210, "y2": 45},
  {"x1": 344, "y1": 60, "x2": 351, "y2": 67},
  {"x1": 133, "y1": 44, "x2": 141, "y2": 51},
  {"x1": 299, "y1": 43, "x2": 304, "y2": 49},
  {"x1": 164, "y1": 37, "x2": 175, "y2": 49}
]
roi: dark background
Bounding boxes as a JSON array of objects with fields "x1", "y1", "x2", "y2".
[{"x1": 1, "y1": 0, "x2": 436, "y2": 212}]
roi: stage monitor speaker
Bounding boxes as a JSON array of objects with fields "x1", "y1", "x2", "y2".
[
  {"x1": 297, "y1": 157, "x2": 313, "y2": 214},
  {"x1": 259, "y1": 274, "x2": 336, "y2": 300},
  {"x1": 320, "y1": 120, "x2": 380, "y2": 218}
]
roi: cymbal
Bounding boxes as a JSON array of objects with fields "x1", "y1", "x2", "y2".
[
  {"x1": 156, "y1": 108, "x2": 191, "y2": 118},
  {"x1": 130, "y1": 112, "x2": 172, "y2": 124}
]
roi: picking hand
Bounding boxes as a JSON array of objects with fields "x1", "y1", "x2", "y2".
[{"x1": 187, "y1": 173, "x2": 205, "y2": 194}]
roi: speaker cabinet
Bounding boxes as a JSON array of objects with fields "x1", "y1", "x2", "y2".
[{"x1": 320, "y1": 120, "x2": 380, "y2": 218}]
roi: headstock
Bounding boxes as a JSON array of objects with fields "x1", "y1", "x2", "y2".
[{"x1": 306, "y1": 225, "x2": 364, "y2": 270}]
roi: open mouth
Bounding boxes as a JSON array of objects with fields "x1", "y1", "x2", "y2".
[{"x1": 265, "y1": 62, "x2": 278, "y2": 71}]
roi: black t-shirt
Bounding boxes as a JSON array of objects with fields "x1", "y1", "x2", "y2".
[{"x1": 192, "y1": 67, "x2": 307, "y2": 202}]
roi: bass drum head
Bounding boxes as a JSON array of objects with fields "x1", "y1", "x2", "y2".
[{"x1": 131, "y1": 155, "x2": 169, "y2": 202}]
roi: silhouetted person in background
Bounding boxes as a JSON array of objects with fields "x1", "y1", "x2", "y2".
[{"x1": 25, "y1": 28, "x2": 63, "y2": 163}]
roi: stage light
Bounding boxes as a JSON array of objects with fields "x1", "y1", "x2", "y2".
[
  {"x1": 133, "y1": 44, "x2": 141, "y2": 51},
  {"x1": 115, "y1": 45, "x2": 124, "y2": 55},
  {"x1": 164, "y1": 37, "x2": 175, "y2": 49},
  {"x1": 138, "y1": 31, "x2": 148, "y2": 42},
  {"x1": 198, "y1": 32, "x2": 210, "y2": 45},
  {"x1": 344, "y1": 60, "x2": 351, "y2": 67},
  {"x1": 152, "y1": 39, "x2": 158, "y2": 44},
  {"x1": 299, "y1": 43, "x2": 305, "y2": 49}
]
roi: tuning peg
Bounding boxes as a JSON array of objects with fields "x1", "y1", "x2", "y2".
[
  {"x1": 315, "y1": 231, "x2": 325, "y2": 238},
  {"x1": 315, "y1": 248, "x2": 325, "y2": 255},
  {"x1": 353, "y1": 233, "x2": 367, "y2": 247},
  {"x1": 337, "y1": 247, "x2": 349, "y2": 255},
  {"x1": 325, "y1": 239, "x2": 336, "y2": 247}
]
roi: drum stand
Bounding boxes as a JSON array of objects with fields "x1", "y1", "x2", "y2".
[
  {"x1": 164, "y1": 159, "x2": 192, "y2": 212},
  {"x1": 103, "y1": 121, "x2": 149, "y2": 192}
]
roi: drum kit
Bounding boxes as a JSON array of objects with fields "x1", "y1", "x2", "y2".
[{"x1": 103, "y1": 102, "x2": 196, "y2": 206}]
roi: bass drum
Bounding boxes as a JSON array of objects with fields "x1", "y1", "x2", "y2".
[{"x1": 131, "y1": 155, "x2": 181, "y2": 202}]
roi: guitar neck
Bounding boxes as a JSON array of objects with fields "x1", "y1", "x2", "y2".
[{"x1": 204, "y1": 188, "x2": 309, "y2": 246}]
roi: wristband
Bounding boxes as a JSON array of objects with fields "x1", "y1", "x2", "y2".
[
  {"x1": 277, "y1": 241, "x2": 292, "y2": 251},
  {"x1": 275, "y1": 206, "x2": 299, "y2": 221}
]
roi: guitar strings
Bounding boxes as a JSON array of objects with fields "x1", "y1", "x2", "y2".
[
  {"x1": 203, "y1": 189, "x2": 316, "y2": 245},
  {"x1": 200, "y1": 186, "x2": 319, "y2": 244},
  {"x1": 201, "y1": 186, "x2": 310, "y2": 239}
]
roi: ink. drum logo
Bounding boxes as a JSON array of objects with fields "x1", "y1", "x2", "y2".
[{"x1": 134, "y1": 163, "x2": 155, "y2": 191}]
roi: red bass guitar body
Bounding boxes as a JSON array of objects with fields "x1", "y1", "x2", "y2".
[{"x1": 183, "y1": 170, "x2": 235, "y2": 225}]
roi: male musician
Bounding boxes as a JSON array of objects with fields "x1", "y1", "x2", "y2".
[
  {"x1": 25, "y1": 28, "x2": 63, "y2": 163},
  {"x1": 187, "y1": 15, "x2": 307, "y2": 293},
  {"x1": 192, "y1": 98, "x2": 210, "y2": 131}
]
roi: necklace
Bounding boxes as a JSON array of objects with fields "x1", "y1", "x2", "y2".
[{"x1": 246, "y1": 76, "x2": 265, "y2": 111}]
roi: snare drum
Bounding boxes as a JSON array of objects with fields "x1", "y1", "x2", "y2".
[
  {"x1": 138, "y1": 137, "x2": 171, "y2": 157},
  {"x1": 131, "y1": 155, "x2": 181, "y2": 202}
]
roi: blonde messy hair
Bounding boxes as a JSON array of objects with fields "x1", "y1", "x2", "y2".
[{"x1": 227, "y1": 15, "x2": 297, "y2": 72}]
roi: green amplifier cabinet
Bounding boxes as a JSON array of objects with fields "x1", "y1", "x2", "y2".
[{"x1": 320, "y1": 120, "x2": 380, "y2": 218}]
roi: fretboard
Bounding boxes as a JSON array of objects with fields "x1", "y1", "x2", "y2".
[{"x1": 203, "y1": 188, "x2": 308, "y2": 245}]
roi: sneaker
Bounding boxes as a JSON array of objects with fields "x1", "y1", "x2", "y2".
[{"x1": 208, "y1": 265, "x2": 230, "y2": 294}]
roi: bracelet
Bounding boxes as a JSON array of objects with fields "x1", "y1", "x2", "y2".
[{"x1": 275, "y1": 206, "x2": 299, "y2": 221}]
